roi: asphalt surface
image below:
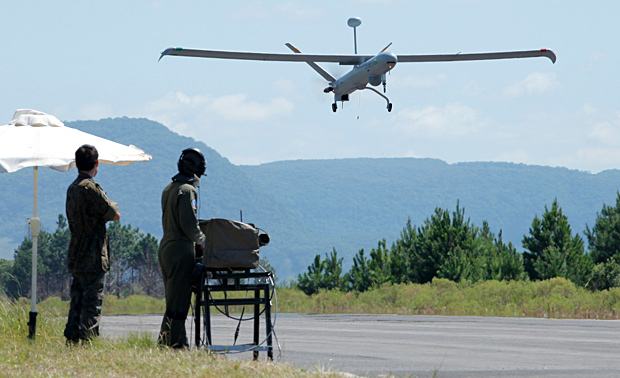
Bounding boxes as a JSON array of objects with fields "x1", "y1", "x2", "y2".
[{"x1": 102, "y1": 314, "x2": 620, "y2": 377}]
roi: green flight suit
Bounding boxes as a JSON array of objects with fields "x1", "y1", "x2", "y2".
[
  {"x1": 64, "y1": 172, "x2": 117, "y2": 342},
  {"x1": 158, "y1": 173, "x2": 206, "y2": 348}
]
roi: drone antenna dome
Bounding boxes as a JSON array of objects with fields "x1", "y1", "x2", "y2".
[{"x1": 347, "y1": 17, "x2": 362, "y2": 28}]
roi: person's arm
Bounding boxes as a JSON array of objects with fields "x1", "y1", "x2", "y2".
[
  {"x1": 87, "y1": 183, "x2": 120, "y2": 222},
  {"x1": 178, "y1": 186, "x2": 206, "y2": 246}
]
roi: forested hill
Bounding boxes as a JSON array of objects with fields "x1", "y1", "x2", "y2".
[
  {"x1": 0, "y1": 118, "x2": 300, "y2": 275},
  {"x1": 240, "y1": 159, "x2": 619, "y2": 269},
  {"x1": 0, "y1": 117, "x2": 619, "y2": 278}
]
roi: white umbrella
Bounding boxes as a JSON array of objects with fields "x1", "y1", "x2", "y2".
[{"x1": 0, "y1": 109, "x2": 152, "y2": 338}]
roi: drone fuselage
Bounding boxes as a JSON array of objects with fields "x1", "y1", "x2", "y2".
[{"x1": 333, "y1": 52, "x2": 397, "y2": 101}]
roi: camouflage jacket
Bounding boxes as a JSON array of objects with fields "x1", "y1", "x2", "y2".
[
  {"x1": 160, "y1": 173, "x2": 205, "y2": 247},
  {"x1": 66, "y1": 172, "x2": 118, "y2": 273}
]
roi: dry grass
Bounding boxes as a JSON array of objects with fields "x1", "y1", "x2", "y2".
[
  {"x1": 36, "y1": 277, "x2": 620, "y2": 320},
  {"x1": 278, "y1": 277, "x2": 620, "y2": 319},
  {"x1": 0, "y1": 299, "x2": 344, "y2": 378}
]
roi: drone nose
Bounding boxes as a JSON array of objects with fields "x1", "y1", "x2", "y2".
[
  {"x1": 385, "y1": 52, "x2": 397, "y2": 62},
  {"x1": 380, "y1": 52, "x2": 397, "y2": 68},
  {"x1": 384, "y1": 52, "x2": 397, "y2": 70}
]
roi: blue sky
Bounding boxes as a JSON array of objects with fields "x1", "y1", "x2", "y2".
[{"x1": 1, "y1": 1, "x2": 619, "y2": 171}]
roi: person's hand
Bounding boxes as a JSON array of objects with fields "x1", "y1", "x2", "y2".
[
  {"x1": 111, "y1": 202, "x2": 121, "y2": 221},
  {"x1": 191, "y1": 262, "x2": 206, "y2": 293},
  {"x1": 194, "y1": 243, "x2": 204, "y2": 258}
]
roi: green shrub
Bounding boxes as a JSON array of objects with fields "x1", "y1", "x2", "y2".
[{"x1": 279, "y1": 278, "x2": 620, "y2": 319}]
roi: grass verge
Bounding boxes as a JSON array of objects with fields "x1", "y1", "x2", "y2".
[
  {"x1": 0, "y1": 299, "x2": 342, "y2": 377},
  {"x1": 36, "y1": 277, "x2": 620, "y2": 319},
  {"x1": 279, "y1": 277, "x2": 620, "y2": 319}
]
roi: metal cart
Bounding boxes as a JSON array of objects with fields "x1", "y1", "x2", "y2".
[{"x1": 194, "y1": 269, "x2": 274, "y2": 360}]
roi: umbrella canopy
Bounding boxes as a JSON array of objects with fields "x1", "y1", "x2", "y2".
[
  {"x1": 0, "y1": 109, "x2": 151, "y2": 172},
  {"x1": 0, "y1": 109, "x2": 151, "y2": 339}
]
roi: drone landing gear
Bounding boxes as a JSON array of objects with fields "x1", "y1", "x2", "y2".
[
  {"x1": 332, "y1": 103, "x2": 337, "y2": 112},
  {"x1": 361, "y1": 86, "x2": 393, "y2": 112}
]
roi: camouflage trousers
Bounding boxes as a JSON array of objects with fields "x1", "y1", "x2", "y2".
[
  {"x1": 158, "y1": 240, "x2": 194, "y2": 348},
  {"x1": 64, "y1": 271, "x2": 105, "y2": 342}
]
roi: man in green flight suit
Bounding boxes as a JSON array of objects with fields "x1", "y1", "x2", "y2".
[
  {"x1": 158, "y1": 148, "x2": 207, "y2": 348},
  {"x1": 64, "y1": 144, "x2": 120, "y2": 343}
]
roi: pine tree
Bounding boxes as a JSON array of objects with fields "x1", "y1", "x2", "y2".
[
  {"x1": 296, "y1": 254, "x2": 324, "y2": 295},
  {"x1": 344, "y1": 249, "x2": 372, "y2": 292},
  {"x1": 522, "y1": 199, "x2": 592, "y2": 285},
  {"x1": 297, "y1": 249, "x2": 344, "y2": 295},
  {"x1": 322, "y1": 248, "x2": 344, "y2": 290},
  {"x1": 412, "y1": 203, "x2": 478, "y2": 283},
  {"x1": 585, "y1": 192, "x2": 620, "y2": 264},
  {"x1": 390, "y1": 219, "x2": 416, "y2": 284},
  {"x1": 368, "y1": 239, "x2": 392, "y2": 287}
]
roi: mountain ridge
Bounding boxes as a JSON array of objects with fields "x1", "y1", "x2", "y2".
[{"x1": 1, "y1": 117, "x2": 618, "y2": 278}]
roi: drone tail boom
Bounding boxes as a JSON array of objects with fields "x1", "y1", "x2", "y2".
[{"x1": 285, "y1": 43, "x2": 336, "y2": 83}]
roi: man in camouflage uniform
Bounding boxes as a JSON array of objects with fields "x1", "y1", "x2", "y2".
[
  {"x1": 158, "y1": 148, "x2": 207, "y2": 348},
  {"x1": 64, "y1": 144, "x2": 120, "y2": 343}
]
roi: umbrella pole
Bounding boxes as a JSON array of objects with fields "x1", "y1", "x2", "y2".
[{"x1": 28, "y1": 166, "x2": 40, "y2": 339}]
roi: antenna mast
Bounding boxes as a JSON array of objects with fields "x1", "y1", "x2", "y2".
[{"x1": 347, "y1": 17, "x2": 362, "y2": 54}]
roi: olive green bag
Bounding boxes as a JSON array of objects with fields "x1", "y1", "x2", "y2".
[{"x1": 199, "y1": 218, "x2": 269, "y2": 269}]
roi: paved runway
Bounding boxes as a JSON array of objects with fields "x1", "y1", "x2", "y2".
[{"x1": 102, "y1": 314, "x2": 620, "y2": 377}]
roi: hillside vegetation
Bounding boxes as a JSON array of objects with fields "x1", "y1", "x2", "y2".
[
  {"x1": 280, "y1": 278, "x2": 620, "y2": 319},
  {"x1": 33, "y1": 278, "x2": 620, "y2": 320},
  {"x1": 1, "y1": 117, "x2": 619, "y2": 277}
]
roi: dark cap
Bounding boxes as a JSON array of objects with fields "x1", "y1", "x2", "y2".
[{"x1": 177, "y1": 148, "x2": 207, "y2": 177}]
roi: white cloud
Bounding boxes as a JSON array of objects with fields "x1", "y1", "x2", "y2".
[
  {"x1": 497, "y1": 108, "x2": 620, "y2": 173},
  {"x1": 588, "y1": 121, "x2": 620, "y2": 146},
  {"x1": 236, "y1": 1, "x2": 324, "y2": 20},
  {"x1": 575, "y1": 106, "x2": 620, "y2": 151},
  {"x1": 140, "y1": 92, "x2": 212, "y2": 136},
  {"x1": 504, "y1": 72, "x2": 558, "y2": 97},
  {"x1": 576, "y1": 147, "x2": 620, "y2": 167},
  {"x1": 141, "y1": 90, "x2": 293, "y2": 130},
  {"x1": 132, "y1": 90, "x2": 295, "y2": 162},
  {"x1": 396, "y1": 103, "x2": 481, "y2": 137},
  {"x1": 391, "y1": 73, "x2": 447, "y2": 90},
  {"x1": 547, "y1": 147, "x2": 620, "y2": 173},
  {"x1": 273, "y1": 79, "x2": 296, "y2": 93},
  {"x1": 274, "y1": 3, "x2": 323, "y2": 18},
  {"x1": 210, "y1": 94, "x2": 293, "y2": 121},
  {"x1": 582, "y1": 103, "x2": 597, "y2": 115},
  {"x1": 352, "y1": 0, "x2": 400, "y2": 4},
  {"x1": 74, "y1": 102, "x2": 115, "y2": 121}
]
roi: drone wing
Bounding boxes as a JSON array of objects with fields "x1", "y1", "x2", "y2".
[
  {"x1": 160, "y1": 47, "x2": 369, "y2": 65},
  {"x1": 397, "y1": 49, "x2": 556, "y2": 64},
  {"x1": 160, "y1": 47, "x2": 556, "y2": 65}
]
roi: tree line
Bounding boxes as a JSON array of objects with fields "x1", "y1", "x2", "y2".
[
  {"x1": 0, "y1": 216, "x2": 274, "y2": 301},
  {"x1": 0, "y1": 215, "x2": 163, "y2": 300},
  {"x1": 2, "y1": 195, "x2": 620, "y2": 300},
  {"x1": 297, "y1": 196, "x2": 620, "y2": 295}
]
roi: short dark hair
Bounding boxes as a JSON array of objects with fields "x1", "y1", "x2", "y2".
[{"x1": 75, "y1": 144, "x2": 99, "y2": 171}]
